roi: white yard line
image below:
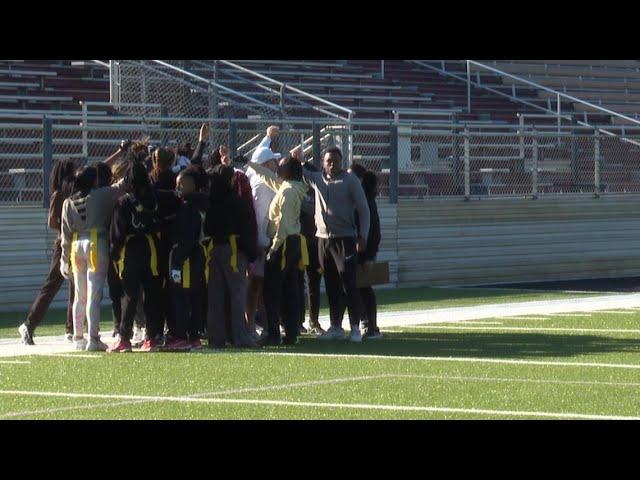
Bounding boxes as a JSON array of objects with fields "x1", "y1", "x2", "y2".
[
  {"x1": 591, "y1": 311, "x2": 637, "y2": 315},
  {"x1": 0, "y1": 389, "x2": 635, "y2": 420},
  {"x1": 0, "y1": 360, "x2": 30, "y2": 365},
  {"x1": 397, "y1": 325, "x2": 640, "y2": 334},
  {"x1": 0, "y1": 375, "x2": 392, "y2": 419},
  {"x1": 541, "y1": 313, "x2": 593, "y2": 317}
]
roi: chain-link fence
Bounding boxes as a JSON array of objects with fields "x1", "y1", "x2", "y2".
[{"x1": 4, "y1": 115, "x2": 640, "y2": 206}]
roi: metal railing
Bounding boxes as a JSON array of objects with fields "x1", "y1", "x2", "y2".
[{"x1": 4, "y1": 114, "x2": 640, "y2": 207}]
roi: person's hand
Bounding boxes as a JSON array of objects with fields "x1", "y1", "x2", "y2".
[
  {"x1": 199, "y1": 123, "x2": 209, "y2": 143},
  {"x1": 356, "y1": 237, "x2": 367, "y2": 253},
  {"x1": 171, "y1": 269, "x2": 182, "y2": 284},
  {"x1": 289, "y1": 146, "x2": 303, "y2": 161},
  {"x1": 60, "y1": 262, "x2": 70, "y2": 280},
  {"x1": 119, "y1": 139, "x2": 132, "y2": 153},
  {"x1": 267, "y1": 126, "x2": 280, "y2": 139},
  {"x1": 219, "y1": 145, "x2": 229, "y2": 158}
]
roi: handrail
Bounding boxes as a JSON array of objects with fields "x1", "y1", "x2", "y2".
[
  {"x1": 217, "y1": 60, "x2": 354, "y2": 117},
  {"x1": 90, "y1": 60, "x2": 109, "y2": 68},
  {"x1": 466, "y1": 60, "x2": 640, "y2": 128}
]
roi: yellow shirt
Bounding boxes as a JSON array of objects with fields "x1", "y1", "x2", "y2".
[{"x1": 249, "y1": 163, "x2": 307, "y2": 256}]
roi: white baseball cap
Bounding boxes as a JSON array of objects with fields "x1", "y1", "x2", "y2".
[{"x1": 252, "y1": 147, "x2": 282, "y2": 165}]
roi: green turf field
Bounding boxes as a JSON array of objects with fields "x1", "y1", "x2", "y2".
[
  {"x1": 0, "y1": 286, "x2": 597, "y2": 339},
  {"x1": 2, "y1": 301, "x2": 639, "y2": 420}
]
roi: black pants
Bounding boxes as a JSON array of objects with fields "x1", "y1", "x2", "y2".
[
  {"x1": 318, "y1": 237, "x2": 360, "y2": 329},
  {"x1": 118, "y1": 237, "x2": 162, "y2": 341},
  {"x1": 157, "y1": 233, "x2": 175, "y2": 335},
  {"x1": 171, "y1": 251, "x2": 206, "y2": 341},
  {"x1": 25, "y1": 237, "x2": 74, "y2": 334},
  {"x1": 107, "y1": 261, "x2": 122, "y2": 333},
  {"x1": 359, "y1": 286, "x2": 378, "y2": 331},
  {"x1": 263, "y1": 236, "x2": 302, "y2": 341}
]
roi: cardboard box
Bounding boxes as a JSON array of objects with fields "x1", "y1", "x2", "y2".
[{"x1": 356, "y1": 261, "x2": 390, "y2": 288}]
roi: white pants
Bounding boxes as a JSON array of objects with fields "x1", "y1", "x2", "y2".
[{"x1": 71, "y1": 236, "x2": 108, "y2": 340}]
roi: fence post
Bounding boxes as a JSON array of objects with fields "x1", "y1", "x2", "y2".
[
  {"x1": 81, "y1": 101, "x2": 88, "y2": 159},
  {"x1": 594, "y1": 130, "x2": 601, "y2": 198},
  {"x1": 463, "y1": 128, "x2": 470, "y2": 201},
  {"x1": 42, "y1": 116, "x2": 53, "y2": 208},
  {"x1": 532, "y1": 128, "x2": 538, "y2": 200},
  {"x1": 229, "y1": 120, "x2": 238, "y2": 158},
  {"x1": 466, "y1": 61, "x2": 472, "y2": 113},
  {"x1": 518, "y1": 114, "x2": 525, "y2": 173},
  {"x1": 312, "y1": 122, "x2": 321, "y2": 169},
  {"x1": 347, "y1": 112, "x2": 354, "y2": 166},
  {"x1": 160, "y1": 106, "x2": 168, "y2": 147},
  {"x1": 389, "y1": 123, "x2": 399, "y2": 204},
  {"x1": 280, "y1": 84, "x2": 286, "y2": 116}
]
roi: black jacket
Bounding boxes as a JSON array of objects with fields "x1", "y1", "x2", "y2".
[
  {"x1": 110, "y1": 192, "x2": 161, "y2": 262},
  {"x1": 170, "y1": 192, "x2": 209, "y2": 271},
  {"x1": 204, "y1": 191, "x2": 257, "y2": 263},
  {"x1": 356, "y1": 196, "x2": 381, "y2": 263}
]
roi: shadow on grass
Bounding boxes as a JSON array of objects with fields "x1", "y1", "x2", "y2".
[{"x1": 216, "y1": 331, "x2": 640, "y2": 360}]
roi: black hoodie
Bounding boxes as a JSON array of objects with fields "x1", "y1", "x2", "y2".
[{"x1": 170, "y1": 191, "x2": 209, "y2": 271}]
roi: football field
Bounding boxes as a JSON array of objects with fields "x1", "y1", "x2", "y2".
[{"x1": 3, "y1": 287, "x2": 640, "y2": 420}]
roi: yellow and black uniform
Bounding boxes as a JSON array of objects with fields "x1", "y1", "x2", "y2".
[
  {"x1": 110, "y1": 192, "x2": 162, "y2": 342},
  {"x1": 169, "y1": 192, "x2": 209, "y2": 341},
  {"x1": 204, "y1": 165, "x2": 258, "y2": 348},
  {"x1": 248, "y1": 162, "x2": 309, "y2": 343}
]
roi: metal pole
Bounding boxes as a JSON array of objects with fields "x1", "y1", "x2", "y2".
[
  {"x1": 466, "y1": 61, "x2": 472, "y2": 113},
  {"x1": 389, "y1": 124, "x2": 399, "y2": 204},
  {"x1": 42, "y1": 116, "x2": 53, "y2": 208},
  {"x1": 229, "y1": 120, "x2": 238, "y2": 158},
  {"x1": 312, "y1": 122, "x2": 321, "y2": 169},
  {"x1": 556, "y1": 93, "x2": 561, "y2": 147},
  {"x1": 594, "y1": 130, "x2": 601, "y2": 198},
  {"x1": 347, "y1": 112, "x2": 353, "y2": 165},
  {"x1": 81, "y1": 102, "x2": 88, "y2": 159},
  {"x1": 109, "y1": 60, "x2": 114, "y2": 104},
  {"x1": 532, "y1": 129, "x2": 538, "y2": 199},
  {"x1": 160, "y1": 106, "x2": 168, "y2": 147},
  {"x1": 381, "y1": 60, "x2": 385, "y2": 80},
  {"x1": 463, "y1": 128, "x2": 470, "y2": 200},
  {"x1": 280, "y1": 84, "x2": 286, "y2": 116}
]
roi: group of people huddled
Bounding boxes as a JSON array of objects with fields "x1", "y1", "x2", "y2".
[{"x1": 18, "y1": 124, "x2": 382, "y2": 352}]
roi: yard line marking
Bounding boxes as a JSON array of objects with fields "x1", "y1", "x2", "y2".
[
  {"x1": 0, "y1": 375, "x2": 391, "y2": 419},
  {"x1": 542, "y1": 313, "x2": 593, "y2": 317},
  {"x1": 397, "y1": 325, "x2": 640, "y2": 334},
  {"x1": 252, "y1": 352, "x2": 640, "y2": 370},
  {"x1": 593, "y1": 311, "x2": 637, "y2": 315},
  {"x1": 0, "y1": 390, "x2": 636, "y2": 420},
  {"x1": 392, "y1": 374, "x2": 640, "y2": 389},
  {"x1": 464, "y1": 321, "x2": 503, "y2": 325},
  {"x1": 0, "y1": 360, "x2": 30, "y2": 365}
]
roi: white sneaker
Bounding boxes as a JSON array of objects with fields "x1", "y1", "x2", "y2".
[
  {"x1": 132, "y1": 326, "x2": 145, "y2": 344},
  {"x1": 73, "y1": 338, "x2": 87, "y2": 350},
  {"x1": 349, "y1": 327, "x2": 363, "y2": 343},
  {"x1": 317, "y1": 326, "x2": 346, "y2": 341},
  {"x1": 18, "y1": 323, "x2": 35, "y2": 345},
  {"x1": 86, "y1": 337, "x2": 108, "y2": 352}
]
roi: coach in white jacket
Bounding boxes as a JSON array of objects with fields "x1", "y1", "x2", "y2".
[{"x1": 244, "y1": 126, "x2": 282, "y2": 336}]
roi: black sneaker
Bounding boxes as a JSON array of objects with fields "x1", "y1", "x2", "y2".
[
  {"x1": 363, "y1": 328, "x2": 383, "y2": 340},
  {"x1": 18, "y1": 323, "x2": 34, "y2": 345}
]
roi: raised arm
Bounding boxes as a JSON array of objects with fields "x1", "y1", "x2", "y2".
[
  {"x1": 191, "y1": 123, "x2": 208, "y2": 166},
  {"x1": 103, "y1": 140, "x2": 131, "y2": 168}
]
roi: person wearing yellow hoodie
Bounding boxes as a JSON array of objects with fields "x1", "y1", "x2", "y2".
[{"x1": 248, "y1": 153, "x2": 308, "y2": 346}]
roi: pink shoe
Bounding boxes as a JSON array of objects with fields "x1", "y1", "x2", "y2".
[
  {"x1": 106, "y1": 338, "x2": 132, "y2": 353},
  {"x1": 190, "y1": 338, "x2": 203, "y2": 350},
  {"x1": 139, "y1": 338, "x2": 161, "y2": 352},
  {"x1": 162, "y1": 338, "x2": 192, "y2": 352}
]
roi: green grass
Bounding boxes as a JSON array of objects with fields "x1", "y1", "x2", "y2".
[
  {"x1": 0, "y1": 286, "x2": 596, "y2": 339},
  {"x1": 2, "y1": 305, "x2": 640, "y2": 419}
]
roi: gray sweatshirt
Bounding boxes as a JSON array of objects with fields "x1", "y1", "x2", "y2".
[
  {"x1": 302, "y1": 168, "x2": 370, "y2": 240},
  {"x1": 60, "y1": 180, "x2": 125, "y2": 269}
]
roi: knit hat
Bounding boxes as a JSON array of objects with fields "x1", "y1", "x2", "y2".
[{"x1": 252, "y1": 147, "x2": 282, "y2": 165}]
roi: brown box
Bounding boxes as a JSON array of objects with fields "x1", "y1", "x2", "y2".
[{"x1": 356, "y1": 261, "x2": 390, "y2": 288}]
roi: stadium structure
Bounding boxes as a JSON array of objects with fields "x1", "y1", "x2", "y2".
[{"x1": 2, "y1": 59, "x2": 640, "y2": 311}]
